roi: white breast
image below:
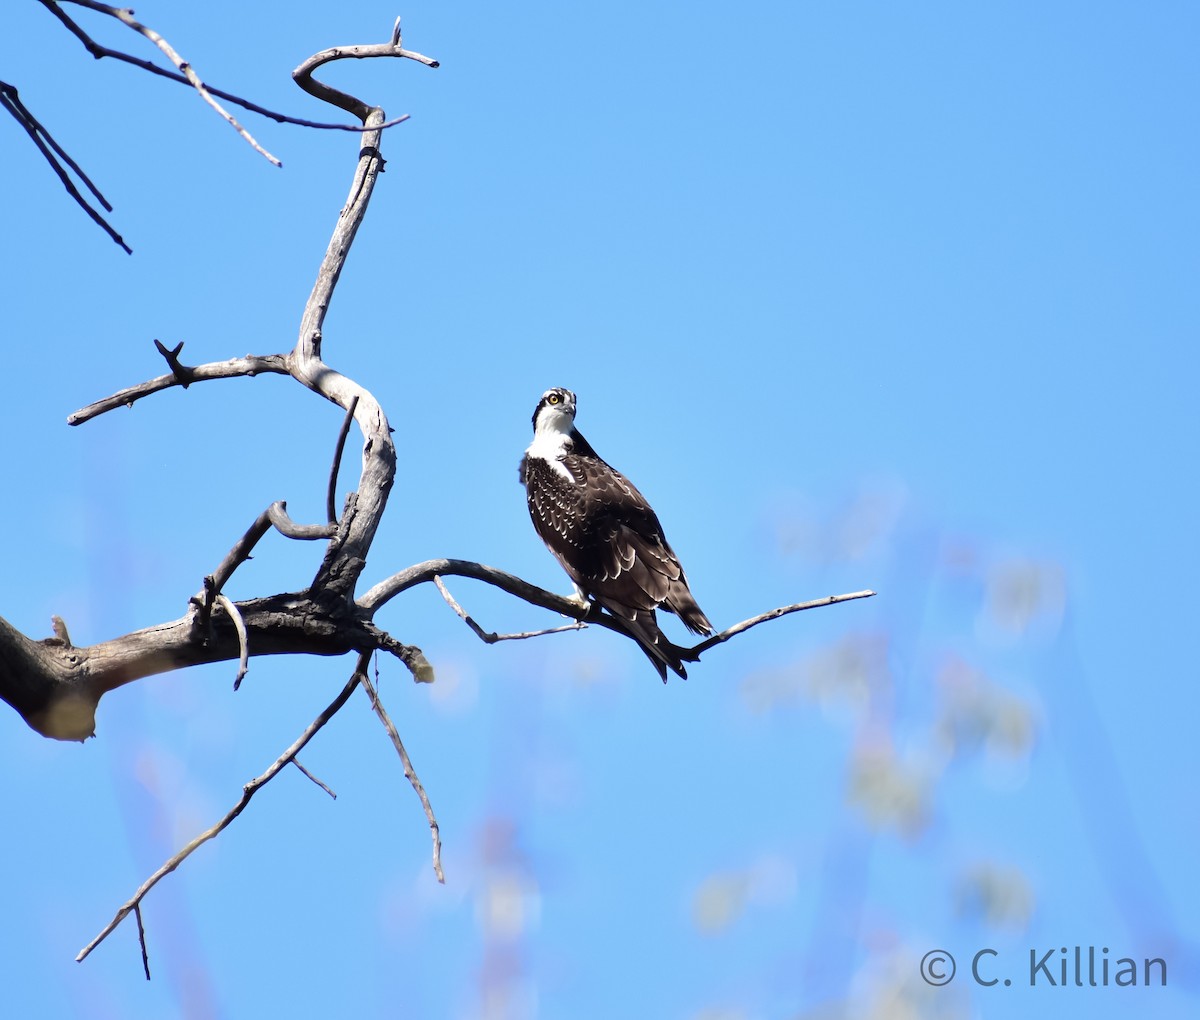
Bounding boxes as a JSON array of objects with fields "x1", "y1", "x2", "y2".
[{"x1": 525, "y1": 430, "x2": 575, "y2": 482}]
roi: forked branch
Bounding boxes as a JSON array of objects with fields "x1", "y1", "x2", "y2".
[
  {"x1": 76, "y1": 652, "x2": 373, "y2": 964},
  {"x1": 54, "y1": 0, "x2": 282, "y2": 165},
  {"x1": 0, "y1": 78, "x2": 130, "y2": 253}
]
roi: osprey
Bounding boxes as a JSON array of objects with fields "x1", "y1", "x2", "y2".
[{"x1": 519, "y1": 386, "x2": 713, "y2": 680}]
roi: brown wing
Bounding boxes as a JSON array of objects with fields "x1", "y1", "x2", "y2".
[{"x1": 563, "y1": 454, "x2": 712, "y2": 636}]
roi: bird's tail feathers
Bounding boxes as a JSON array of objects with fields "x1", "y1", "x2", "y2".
[{"x1": 614, "y1": 607, "x2": 690, "y2": 682}]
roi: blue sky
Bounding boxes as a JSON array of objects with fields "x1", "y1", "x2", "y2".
[{"x1": 2, "y1": 2, "x2": 1197, "y2": 1018}]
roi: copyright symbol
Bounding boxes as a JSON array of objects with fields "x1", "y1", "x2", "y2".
[{"x1": 920, "y1": 949, "x2": 956, "y2": 986}]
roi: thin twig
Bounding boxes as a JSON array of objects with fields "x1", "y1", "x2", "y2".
[
  {"x1": 433, "y1": 575, "x2": 587, "y2": 644},
  {"x1": 0, "y1": 80, "x2": 130, "y2": 253},
  {"x1": 360, "y1": 669, "x2": 444, "y2": 883},
  {"x1": 133, "y1": 904, "x2": 150, "y2": 980},
  {"x1": 77, "y1": 653, "x2": 369, "y2": 963},
  {"x1": 215, "y1": 595, "x2": 249, "y2": 690},
  {"x1": 59, "y1": 0, "x2": 281, "y2": 165},
  {"x1": 292, "y1": 758, "x2": 337, "y2": 800},
  {"x1": 39, "y1": 0, "x2": 411, "y2": 133},
  {"x1": 327, "y1": 395, "x2": 360, "y2": 524},
  {"x1": 688, "y1": 590, "x2": 877, "y2": 657}
]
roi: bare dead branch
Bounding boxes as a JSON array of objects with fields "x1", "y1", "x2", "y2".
[
  {"x1": 196, "y1": 500, "x2": 337, "y2": 627},
  {"x1": 688, "y1": 590, "x2": 877, "y2": 657},
  {"x1": 37, "y1": 0, "x2": 412, "y2": 134},
  {"x1": 433, "y1": 576, "x2": 587, "y2": 644},
  {"x1": 68, "y1": 351, "x2": 290, "y2": 425},
  {"x1": 0, "y1": 78, "x2": 131, "y2": 253},
  {"x1": 291, "y1": 758, "x2": 337, "y2": 800},
  {"x1": 365, "y1": 559, "x2": 695, "y2": 658},
  {"x1": 327, "y1": 395, "x2": 360, "y2": 524},
  {"x1": 360, "y1": 667, "x2": 444, "y2": 883},
  {"x1": 56, "y1": 0, "x2": 281, "y2": 165},
  {"x1": 76, "y1": 652, "x2": 369, "y2": 964},
  {"x1": 361, "y1": 622, "x2": 436, "y2": 683},
  {"x1": 293, "y1": 22, "x2": 439, "y2": 122},
  {"x1": 363, "y1": 559, "x2": 875, "y2": 671},
  {"x1": 214, "y1": 595, "x2": 249, "y2": 690},
  {"x1": 287, "y1": 33, "x2": 431, "y2": 597}
]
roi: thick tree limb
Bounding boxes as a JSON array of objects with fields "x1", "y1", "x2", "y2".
[{"x1": 0, "y1": 591, "x2": 374, "y2": 740}]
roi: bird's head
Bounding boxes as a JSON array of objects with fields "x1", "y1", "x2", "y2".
[{"x1": 531, "y1": 387, "x2": 577, "y2": 435}]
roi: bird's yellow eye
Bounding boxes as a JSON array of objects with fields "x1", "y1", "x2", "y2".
[{"x1": 548, "y1": 393, "x2": 561, "y2": 405}]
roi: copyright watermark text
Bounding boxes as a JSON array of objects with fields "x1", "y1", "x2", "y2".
[{"x1": 920, "y1": 947, "x2": 1167, "y2": 988}]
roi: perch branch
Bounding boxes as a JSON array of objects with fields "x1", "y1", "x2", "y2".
[
  {"x1": 364, "y1": 559, "x2": 696, "y2": 654},
  {"x1": 433, "y1": 575, "x2": 587, "y2": 644},
  {"x1": 76, "y1": 652, "x2": 370, "y2": 964},
  {"x1": 361, "y1": 558, "x2": 596, "y2": 617},
  {"x1": 57, "y1": 0, "x2": 281, "y2": 165},
  {"x1": 39, "y1": 0, "x2": 411, "y2": 133},
  {"x1": 0, "y1": 79, "x2": 130, "y2": 253},
  {"x1": 360, "y1": 667, "x2": 443, "y2": 883},
  {"x1": 363, "y1": 559, "x2": 875, "y2": 672}
]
